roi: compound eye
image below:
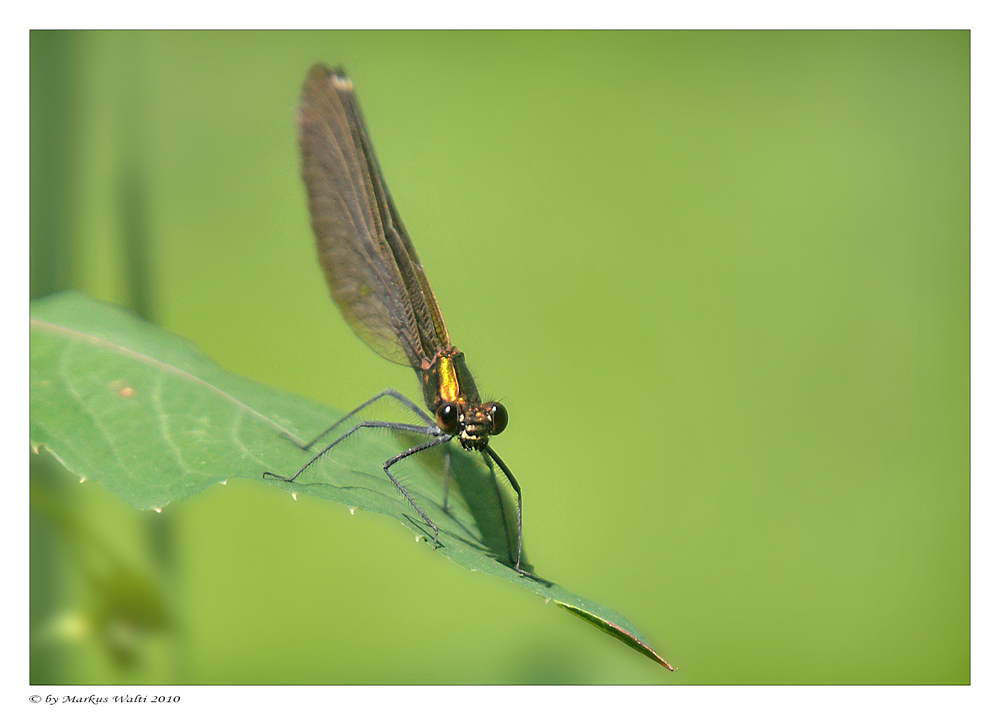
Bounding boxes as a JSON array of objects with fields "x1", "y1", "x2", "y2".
[
  {"x1": 488, "y1": 402, "x2": 508, "y2": 435},
  {"x1": 436, "y1": 403, "x2": 459, "y2": 433}
]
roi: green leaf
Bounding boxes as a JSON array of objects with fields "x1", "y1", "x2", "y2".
[{"x1": 30, "y1": 291, "x2": 675, "y2": 672}]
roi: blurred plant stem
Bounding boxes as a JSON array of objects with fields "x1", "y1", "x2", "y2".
[
  {"x1": 30, "y1": 30, "x2": 183, "y2": 682},
  {"x1": 30, "y1": 31, "x2": 78, "y2": 300},
  {"x1": 30, "y1": 30, "x2": 80, "y2": 684}
]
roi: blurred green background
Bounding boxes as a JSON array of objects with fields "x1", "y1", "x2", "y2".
[{"x1": 29, "y1": 30, "x2": 969, "y2": 684}]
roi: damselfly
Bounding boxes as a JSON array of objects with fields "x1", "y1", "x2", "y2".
[{"x1": 266, "y1": 65, "x2": 528, "y2": 576}]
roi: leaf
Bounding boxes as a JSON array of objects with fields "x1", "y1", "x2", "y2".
[{"x1": 30, "y1": 292, "x2": 675, "y2": 672}]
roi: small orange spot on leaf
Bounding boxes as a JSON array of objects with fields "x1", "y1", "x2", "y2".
[{"x1": 110, "y1": 379, "x2": 136, "y2": 398}]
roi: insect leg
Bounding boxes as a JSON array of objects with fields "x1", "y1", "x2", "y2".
[
  {"x1": 483, "y1": 446, "x2": 527, "y2": 576},
  {"x1": 264, "y1": 422, "x2": 452, "y2": 546},
  {"x1": 263, "y1": 420, "x2": 439, "y2": 483},
  {"x1": 283, "y1": 388, "x2": 435, "y2": 451},
  {"x1": 382, "y1": 433, "x2": 454, "y2": 547}
]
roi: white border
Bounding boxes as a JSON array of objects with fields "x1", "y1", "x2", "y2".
[{"x1": 8, "y1": 4, "x2": 995, "y2": 713}]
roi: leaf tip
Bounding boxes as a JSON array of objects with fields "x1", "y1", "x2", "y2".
[{"x1": 557, "y1": 602, "x2": 677, "y2": 672}]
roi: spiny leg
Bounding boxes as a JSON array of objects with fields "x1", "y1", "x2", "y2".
[
  {"x1": 263, "y1": 420, "x2": 440, "y2": 484},
  {"x1": 263, "y1": 421, "x2": 452, "y2": 547},
  {"x1": 284, "y1": 389, "x2": 436, "y2": 451},
  {"x1": 480, "y1": 451, "x2": 516, "y2": 567},
  {"x1": 484, "y1": 446, "x2": 527, "y2": 577},
  {"x1": 382, "y1": 433, "x2": 454, "y2": 547}
]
